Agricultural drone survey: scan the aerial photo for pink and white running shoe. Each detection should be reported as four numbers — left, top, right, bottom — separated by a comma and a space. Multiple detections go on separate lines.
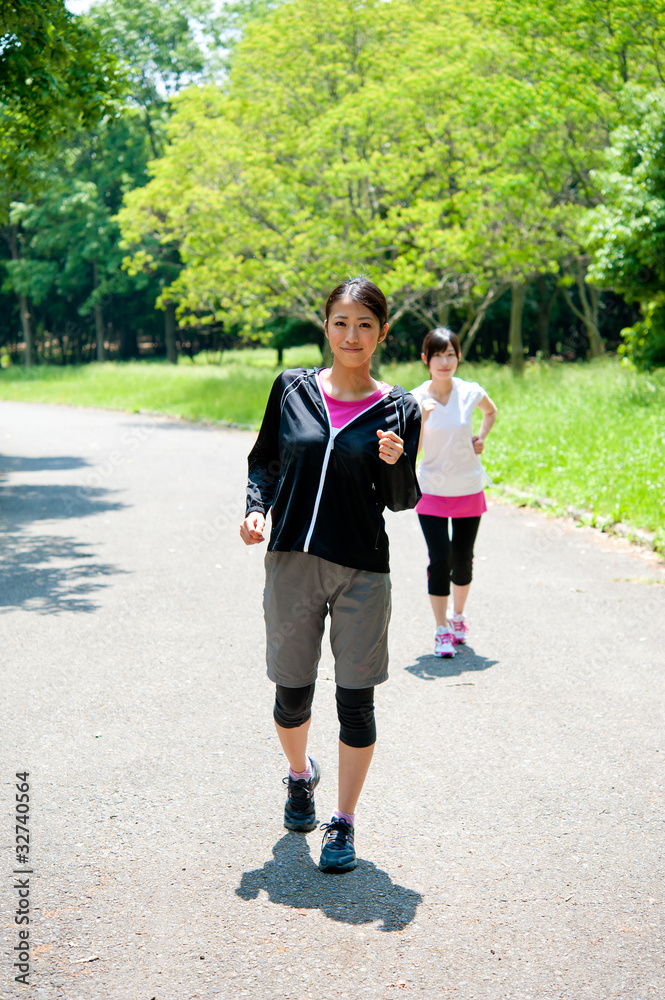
448, 612, 469, 645
434, 627, 456, 658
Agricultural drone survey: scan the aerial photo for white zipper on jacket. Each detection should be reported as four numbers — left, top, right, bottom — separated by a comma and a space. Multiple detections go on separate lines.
302, 376, 393, 553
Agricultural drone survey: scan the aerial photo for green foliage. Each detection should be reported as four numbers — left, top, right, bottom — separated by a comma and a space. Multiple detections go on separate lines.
0, 0, 236, 362
0, 0, 121, 189
87, 0, 224, 158
619, 299, 665, 371
118, 0, 665, 358
586, 88, 665, 368
586, 89, 665, 298
7, 0, 665, 369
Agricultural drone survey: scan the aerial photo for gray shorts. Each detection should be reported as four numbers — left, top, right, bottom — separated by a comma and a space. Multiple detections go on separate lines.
263, 551, 391, 689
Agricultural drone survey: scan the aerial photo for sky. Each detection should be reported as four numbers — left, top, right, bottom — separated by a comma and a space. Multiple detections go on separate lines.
65, 1, 95, 13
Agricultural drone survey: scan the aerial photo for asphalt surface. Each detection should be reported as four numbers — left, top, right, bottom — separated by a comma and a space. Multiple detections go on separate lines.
1, 399, 664, 1000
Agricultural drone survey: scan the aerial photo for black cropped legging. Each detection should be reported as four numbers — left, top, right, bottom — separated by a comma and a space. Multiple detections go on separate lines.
418, 514, 481, 597
273, 683, 376, 748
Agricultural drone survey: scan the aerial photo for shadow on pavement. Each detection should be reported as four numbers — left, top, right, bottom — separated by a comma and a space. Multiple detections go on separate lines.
0, 533, 124, 614
0, 456, 127, 614
0, 455, 89, 473
236, 832, 422, 931
405, 644, 499, 681
0, 483, 125, 526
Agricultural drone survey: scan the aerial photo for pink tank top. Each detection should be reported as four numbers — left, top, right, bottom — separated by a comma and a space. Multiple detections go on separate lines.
318, 372, 391, 428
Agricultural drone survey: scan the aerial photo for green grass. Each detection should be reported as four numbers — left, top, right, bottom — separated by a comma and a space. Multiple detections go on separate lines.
2, 350, 664, 550
0, 346, 322, 425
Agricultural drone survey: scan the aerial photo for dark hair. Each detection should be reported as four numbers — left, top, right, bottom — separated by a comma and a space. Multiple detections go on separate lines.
422, 327, 461, 364
325, 277, 388, 328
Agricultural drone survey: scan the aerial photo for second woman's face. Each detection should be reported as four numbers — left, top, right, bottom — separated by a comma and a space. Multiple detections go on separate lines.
425, 346, 459, 379
325, 297, 387, 368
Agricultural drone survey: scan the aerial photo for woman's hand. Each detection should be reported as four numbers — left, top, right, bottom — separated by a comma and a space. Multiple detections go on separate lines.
472, 435, 485, 455
240, 512, 266, 545
377, 429, 404, 465
421, 397, 437, 422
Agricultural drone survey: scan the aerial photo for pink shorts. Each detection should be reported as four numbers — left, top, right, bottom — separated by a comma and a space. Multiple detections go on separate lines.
415, 491, 487, 518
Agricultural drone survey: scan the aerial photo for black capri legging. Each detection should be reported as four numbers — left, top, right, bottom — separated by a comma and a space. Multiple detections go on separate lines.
273, 683, 376, 748
418, 514, 481, 597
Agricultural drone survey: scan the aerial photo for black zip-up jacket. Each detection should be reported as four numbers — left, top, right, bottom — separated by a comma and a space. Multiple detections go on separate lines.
246, 368, 421, 574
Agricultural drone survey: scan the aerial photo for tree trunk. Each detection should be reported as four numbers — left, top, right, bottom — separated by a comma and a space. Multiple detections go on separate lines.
562, 258, 604, 357
164, 299, 178, 364
535, 274, 556, 359
119, 326, 138, 360
276, 346, 284, 366
19, 293, 34, 367
583, 284, 603, 357
6, 224, 34, 367
509, 281, 527, 372
460, 283, 510, 359
93, 261, 106, 362
435, 291, 450, 329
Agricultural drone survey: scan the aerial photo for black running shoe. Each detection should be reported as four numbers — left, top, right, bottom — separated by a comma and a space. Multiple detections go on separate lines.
318, 818, 357, 873
283, 756, 321, 832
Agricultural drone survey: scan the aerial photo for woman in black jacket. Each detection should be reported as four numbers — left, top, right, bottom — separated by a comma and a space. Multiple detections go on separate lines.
240, 277, 420, 873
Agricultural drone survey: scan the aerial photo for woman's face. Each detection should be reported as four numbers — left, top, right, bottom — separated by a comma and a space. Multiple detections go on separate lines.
325, 296, 387, 368
424, 344, 459, 379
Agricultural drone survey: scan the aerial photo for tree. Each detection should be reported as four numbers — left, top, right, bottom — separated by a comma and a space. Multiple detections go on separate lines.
118, 0, 643, 364
1, 0, 229, 365
585, 87, 665, 368
118, 0, 513, 339
489, 0, 665, 358
1, 0, 121, 364
94, 0, 260, 362
0, 0, 120, 163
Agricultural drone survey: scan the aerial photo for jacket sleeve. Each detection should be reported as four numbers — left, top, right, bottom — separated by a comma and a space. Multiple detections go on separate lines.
246, 375, 283, 517
380, 389, 422, 512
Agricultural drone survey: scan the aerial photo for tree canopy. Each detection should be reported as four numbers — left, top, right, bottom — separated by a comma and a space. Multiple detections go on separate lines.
116, 0, 665, 365
3, 0, 665, 367
585, 88, 665, 368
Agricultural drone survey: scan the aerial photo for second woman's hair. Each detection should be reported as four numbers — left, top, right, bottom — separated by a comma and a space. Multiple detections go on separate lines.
422, 327, 461, 364
325, 277, 388, 328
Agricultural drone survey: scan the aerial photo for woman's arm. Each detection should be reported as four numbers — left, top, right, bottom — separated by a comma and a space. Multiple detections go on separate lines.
378, 392, 422, 512
472, 393, 498, 455
241, 375, 283, 543
417, 397, 437, 454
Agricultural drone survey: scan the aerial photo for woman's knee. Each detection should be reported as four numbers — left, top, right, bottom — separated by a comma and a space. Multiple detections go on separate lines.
273, 683, 316, 729
427, 558, 451, 595
336, 686, 376, 748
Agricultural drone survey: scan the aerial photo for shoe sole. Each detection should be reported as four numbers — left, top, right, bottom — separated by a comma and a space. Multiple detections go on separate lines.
319, 856, 357, 873
284, 816, 318, 832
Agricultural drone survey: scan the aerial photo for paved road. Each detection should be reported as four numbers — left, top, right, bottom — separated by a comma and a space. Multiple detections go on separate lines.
1, 400, 664, 1000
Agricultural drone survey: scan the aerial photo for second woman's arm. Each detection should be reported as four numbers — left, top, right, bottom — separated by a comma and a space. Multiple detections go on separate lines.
472, 393, 498, 455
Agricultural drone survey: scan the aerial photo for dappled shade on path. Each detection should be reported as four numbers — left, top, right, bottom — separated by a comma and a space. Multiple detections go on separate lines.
0, 451, 127, 614
0, 532, 124, 614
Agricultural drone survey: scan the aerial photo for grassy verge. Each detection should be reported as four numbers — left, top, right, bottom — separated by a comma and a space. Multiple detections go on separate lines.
0, 347, 322, 425
2, 351, 663, 552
